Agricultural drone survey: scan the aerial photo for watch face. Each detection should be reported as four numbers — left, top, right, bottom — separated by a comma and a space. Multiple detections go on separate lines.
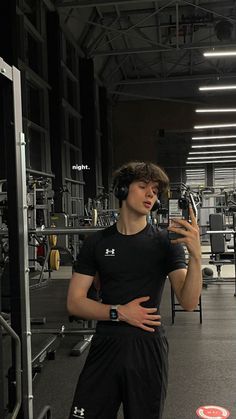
110, 308, 118, 320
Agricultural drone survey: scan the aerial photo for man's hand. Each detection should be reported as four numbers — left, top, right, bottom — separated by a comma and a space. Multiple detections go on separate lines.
117, 296, 161, 332
167, 206, 201, 260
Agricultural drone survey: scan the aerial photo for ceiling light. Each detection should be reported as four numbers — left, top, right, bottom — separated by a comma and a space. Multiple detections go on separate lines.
189, 150, 235, 155
188, 156, 236, 160
199, 85, 236, 91
192, 135, 236, 140
216, 168, 235, 172
195, 109, 236, 113
192, 143, 236, 148
187, 160, 236, 164
216, 175, 235, 178
204, 51, 236, 57
194, 123, 236, 129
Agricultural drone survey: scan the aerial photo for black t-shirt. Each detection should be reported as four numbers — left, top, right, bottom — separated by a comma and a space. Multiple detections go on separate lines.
73, 223, 186, 310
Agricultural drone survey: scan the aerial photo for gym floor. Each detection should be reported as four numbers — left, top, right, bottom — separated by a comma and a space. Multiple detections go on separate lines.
3, 257, 236, 419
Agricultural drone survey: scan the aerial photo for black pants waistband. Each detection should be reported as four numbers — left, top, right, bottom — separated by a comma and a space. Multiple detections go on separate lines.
96, 321, 165, 337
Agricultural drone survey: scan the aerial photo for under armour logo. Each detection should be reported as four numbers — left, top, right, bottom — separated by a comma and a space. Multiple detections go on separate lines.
73, 407, 85, 418
105, 248, 115, 256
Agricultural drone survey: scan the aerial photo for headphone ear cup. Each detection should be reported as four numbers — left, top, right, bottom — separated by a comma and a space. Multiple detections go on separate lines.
114, 185, 129, 201
151, 199, 161, 212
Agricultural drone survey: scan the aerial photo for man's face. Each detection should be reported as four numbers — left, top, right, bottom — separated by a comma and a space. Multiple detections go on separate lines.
124, 180, 159, 215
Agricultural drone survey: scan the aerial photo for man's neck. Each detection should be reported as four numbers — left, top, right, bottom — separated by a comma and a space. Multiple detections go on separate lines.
116, 211, 147, 235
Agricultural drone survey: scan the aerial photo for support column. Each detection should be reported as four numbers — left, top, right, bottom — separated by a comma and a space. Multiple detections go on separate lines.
206, 163, 214, 187
47, 11, 64, 212
166, 167, 186, 185
99, 86, 109, 192
79, 58, 97, 201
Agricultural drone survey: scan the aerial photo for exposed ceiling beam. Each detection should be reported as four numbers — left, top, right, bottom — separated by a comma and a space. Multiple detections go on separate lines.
154, 1, 167, 78
117, 17, 140, 79
42, 0, 55, 10
182, 0, 236, 23
87, 16, 120, 56
56, 0, 163, 7
78, 9, 97, 48
166, 50, 189, 77
76, 14, 175, 56
126, 15, 168, 50
91, 41, 236, 57
98, 0, 176, 48
108, 89, 202, 105
56, 0, 173, 7
97, 1, 235, 17
115, 72, 236, 85
56, 0, 235, 9
135, 55, 162, 78
103, 55, 130, 81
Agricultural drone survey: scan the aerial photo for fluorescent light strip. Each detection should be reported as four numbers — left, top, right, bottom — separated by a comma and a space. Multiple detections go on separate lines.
189, 150, 236, 154
204, 51, 236, 57
196, 109, 236, 113
188, 156, 236, 160
199, 85, 236, 91
216, 169, 235, 172
192, 135, 236, 140
187, 160, 236, 164
192, 143, 236, 148
194, 123, 236, 129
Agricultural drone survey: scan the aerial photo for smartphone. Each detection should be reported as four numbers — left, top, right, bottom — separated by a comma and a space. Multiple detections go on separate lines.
189, 192, 197, 219
168, 198, 189, 240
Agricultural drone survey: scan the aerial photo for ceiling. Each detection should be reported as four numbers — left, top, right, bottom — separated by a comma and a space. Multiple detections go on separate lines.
55, 0, 236, 98
53, 0, 236, 174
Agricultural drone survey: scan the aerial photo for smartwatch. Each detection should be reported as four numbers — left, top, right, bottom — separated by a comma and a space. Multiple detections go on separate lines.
109, 305, 120, 321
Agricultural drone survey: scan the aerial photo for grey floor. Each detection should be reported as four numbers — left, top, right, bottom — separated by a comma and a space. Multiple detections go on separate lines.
3, 260, 236, 419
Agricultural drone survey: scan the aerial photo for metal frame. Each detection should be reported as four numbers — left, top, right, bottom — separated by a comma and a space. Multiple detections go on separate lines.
0, 56, 33, 418
170, 286, 203, 324
0, 315, 22, 419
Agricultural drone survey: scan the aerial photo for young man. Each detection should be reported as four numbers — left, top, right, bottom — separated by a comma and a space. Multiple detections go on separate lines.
67, 161, 202, 419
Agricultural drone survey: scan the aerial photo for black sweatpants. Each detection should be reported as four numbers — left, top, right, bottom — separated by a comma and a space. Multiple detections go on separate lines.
69, 325, 169, 419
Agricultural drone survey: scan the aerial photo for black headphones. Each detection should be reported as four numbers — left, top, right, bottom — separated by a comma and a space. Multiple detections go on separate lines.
113, 169, 133, 202
114, 183, 129, 201
152, 199, 161, 212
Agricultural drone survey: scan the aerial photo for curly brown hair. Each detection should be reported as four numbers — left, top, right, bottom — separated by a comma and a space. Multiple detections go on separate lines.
112, 161, 169, 195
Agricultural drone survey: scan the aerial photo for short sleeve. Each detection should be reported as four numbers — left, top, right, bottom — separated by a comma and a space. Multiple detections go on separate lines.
73, 234, 97, 276
165, 242, 187, 275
